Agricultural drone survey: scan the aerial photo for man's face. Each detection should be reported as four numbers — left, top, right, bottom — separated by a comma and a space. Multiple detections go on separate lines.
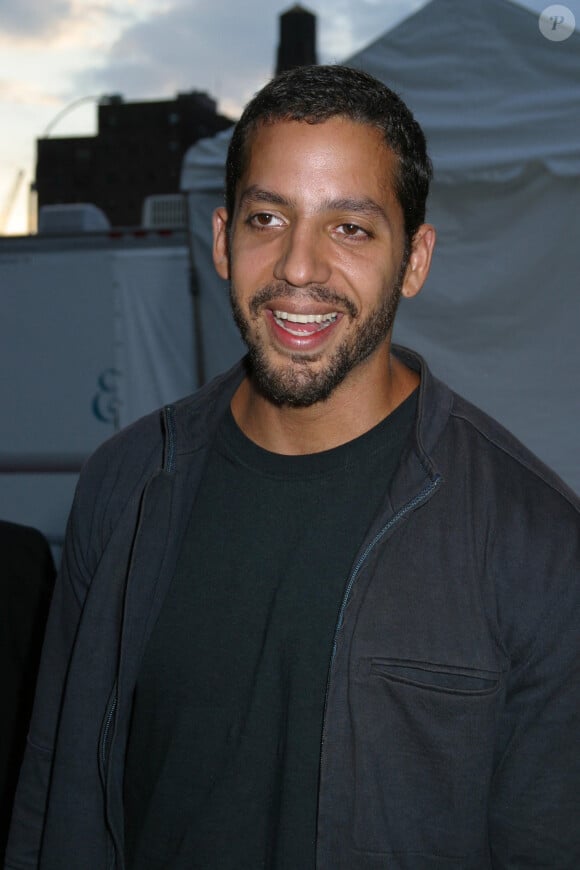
214, 117, 426, 407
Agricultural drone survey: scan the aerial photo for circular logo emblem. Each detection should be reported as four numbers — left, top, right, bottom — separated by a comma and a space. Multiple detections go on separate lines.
539, 5, 576, 41
92, 368, 121, 425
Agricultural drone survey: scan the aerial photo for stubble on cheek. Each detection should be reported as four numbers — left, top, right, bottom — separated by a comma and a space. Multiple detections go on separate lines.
229, 275, 404, 408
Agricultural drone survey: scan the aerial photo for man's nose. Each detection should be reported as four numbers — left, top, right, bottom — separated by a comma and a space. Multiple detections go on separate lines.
273, 223, 331, 287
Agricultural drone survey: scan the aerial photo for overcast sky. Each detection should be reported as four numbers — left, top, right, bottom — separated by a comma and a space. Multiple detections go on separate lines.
0, 0, 575, 233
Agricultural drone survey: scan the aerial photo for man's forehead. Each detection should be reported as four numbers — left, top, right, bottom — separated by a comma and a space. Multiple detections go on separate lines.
236, 117, 400, 210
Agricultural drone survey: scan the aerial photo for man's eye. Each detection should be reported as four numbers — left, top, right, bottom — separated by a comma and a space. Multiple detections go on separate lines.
250, 213, 283, 227
337, 223, 369, 238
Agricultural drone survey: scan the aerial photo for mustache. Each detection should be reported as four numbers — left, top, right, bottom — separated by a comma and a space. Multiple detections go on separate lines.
248, 282, 358, 319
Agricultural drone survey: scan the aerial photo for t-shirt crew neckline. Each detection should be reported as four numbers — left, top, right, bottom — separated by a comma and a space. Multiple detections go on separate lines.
217, 387, 419, 479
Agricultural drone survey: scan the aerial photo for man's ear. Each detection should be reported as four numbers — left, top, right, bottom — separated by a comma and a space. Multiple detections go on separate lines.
212, 207, 230, 280
401, 224, 436, 299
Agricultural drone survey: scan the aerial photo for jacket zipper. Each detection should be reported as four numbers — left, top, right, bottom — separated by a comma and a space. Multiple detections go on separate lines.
320, 474, 442, 756
100, 690, 118, 774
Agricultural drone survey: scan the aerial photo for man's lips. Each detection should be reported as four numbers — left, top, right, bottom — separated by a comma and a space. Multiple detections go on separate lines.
271, 309, 339, 336
264, 307, 344, 349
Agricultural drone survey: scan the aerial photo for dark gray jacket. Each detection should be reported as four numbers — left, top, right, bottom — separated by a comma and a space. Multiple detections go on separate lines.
6, 348, 580, 869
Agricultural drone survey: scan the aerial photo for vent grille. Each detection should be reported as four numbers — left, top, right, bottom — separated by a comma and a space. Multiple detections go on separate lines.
142, 194, 187, 229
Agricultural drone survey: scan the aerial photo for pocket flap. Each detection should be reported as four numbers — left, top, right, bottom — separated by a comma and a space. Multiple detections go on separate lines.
369, 658, 500, 695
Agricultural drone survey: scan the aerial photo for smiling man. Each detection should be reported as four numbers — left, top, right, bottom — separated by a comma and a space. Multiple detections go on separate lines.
214, 113, 433, 452
7, 66, 580, 870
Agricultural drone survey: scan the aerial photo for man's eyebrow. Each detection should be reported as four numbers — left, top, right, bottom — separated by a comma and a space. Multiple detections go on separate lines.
238, 186, 294, 209
323, 197, 389, 223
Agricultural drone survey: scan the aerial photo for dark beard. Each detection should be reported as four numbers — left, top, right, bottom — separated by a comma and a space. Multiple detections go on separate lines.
230, 269, 405, 408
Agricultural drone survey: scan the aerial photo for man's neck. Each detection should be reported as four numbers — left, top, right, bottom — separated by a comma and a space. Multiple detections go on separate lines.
230, 353, 419, 456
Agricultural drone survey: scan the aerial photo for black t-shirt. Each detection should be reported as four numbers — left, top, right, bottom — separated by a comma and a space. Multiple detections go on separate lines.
124, 390, 418, 869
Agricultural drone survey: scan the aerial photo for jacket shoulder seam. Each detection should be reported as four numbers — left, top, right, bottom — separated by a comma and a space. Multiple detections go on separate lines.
449, 403, 580, 512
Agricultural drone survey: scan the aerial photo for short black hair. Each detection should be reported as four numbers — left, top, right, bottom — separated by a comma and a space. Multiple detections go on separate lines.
225, 64, 432, 249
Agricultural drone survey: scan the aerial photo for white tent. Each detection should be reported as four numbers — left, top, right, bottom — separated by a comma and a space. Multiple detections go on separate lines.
182, 128, 246, 384
181, 0, 580, 493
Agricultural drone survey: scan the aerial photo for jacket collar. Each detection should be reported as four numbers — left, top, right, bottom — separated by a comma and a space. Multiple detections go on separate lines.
167, 346, 453, 477
392, 345, 453, 472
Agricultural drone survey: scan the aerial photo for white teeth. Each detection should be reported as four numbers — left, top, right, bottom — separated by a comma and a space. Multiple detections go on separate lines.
273, 310, 338, 323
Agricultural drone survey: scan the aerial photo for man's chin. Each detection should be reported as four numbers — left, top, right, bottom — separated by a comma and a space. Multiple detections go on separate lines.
247, 353, 345, 408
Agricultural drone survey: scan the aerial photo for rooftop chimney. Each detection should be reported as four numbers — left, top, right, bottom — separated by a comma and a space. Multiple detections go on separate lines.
275, 5, 317, 75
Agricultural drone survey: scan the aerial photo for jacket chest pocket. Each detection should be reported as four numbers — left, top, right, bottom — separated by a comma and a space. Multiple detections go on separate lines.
369, 657, 500, 695
350, 657, 503, 859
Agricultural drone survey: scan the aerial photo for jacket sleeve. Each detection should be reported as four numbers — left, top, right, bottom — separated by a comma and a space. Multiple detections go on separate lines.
488, 497, 580, 867
4, 490, 93, 869
4, 407, 166, 868
4, 412, 163, 869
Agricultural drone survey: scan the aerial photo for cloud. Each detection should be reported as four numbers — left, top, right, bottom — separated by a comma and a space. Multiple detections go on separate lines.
0, 0, 133, 45
75, 0, 281, 109
0, 0, 75, 40
0, 79, 61, 106
74, 0, 426, 113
